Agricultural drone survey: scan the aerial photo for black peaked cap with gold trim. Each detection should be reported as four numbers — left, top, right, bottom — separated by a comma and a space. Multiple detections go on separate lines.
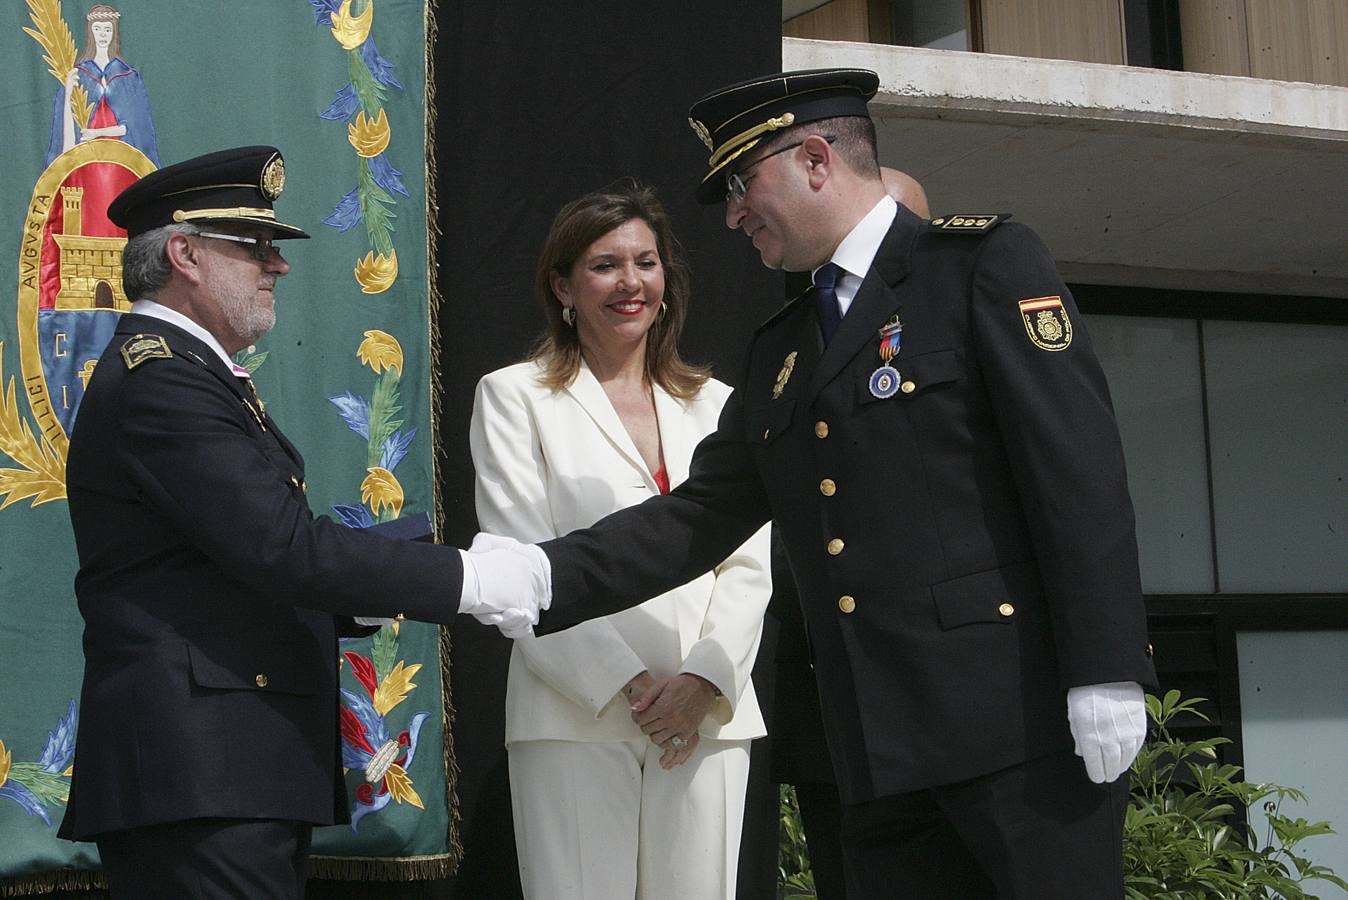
108, 145, 309, 240
687, 68, 879, 204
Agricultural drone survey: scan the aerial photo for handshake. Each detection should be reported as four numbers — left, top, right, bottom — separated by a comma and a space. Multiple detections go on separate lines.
457, 533, 552, 637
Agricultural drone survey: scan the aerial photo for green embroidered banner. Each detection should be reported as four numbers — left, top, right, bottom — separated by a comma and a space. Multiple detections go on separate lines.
0, 1, 454, 892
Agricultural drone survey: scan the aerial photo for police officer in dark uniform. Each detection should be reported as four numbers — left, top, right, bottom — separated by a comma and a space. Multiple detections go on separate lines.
60, 146, 546, 898
528, 70, 1157, 897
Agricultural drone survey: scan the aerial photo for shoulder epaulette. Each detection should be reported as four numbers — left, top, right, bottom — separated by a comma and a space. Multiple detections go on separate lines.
928, 213, 1011, 235
120, 334, 173, 370
754, 286, 812, 334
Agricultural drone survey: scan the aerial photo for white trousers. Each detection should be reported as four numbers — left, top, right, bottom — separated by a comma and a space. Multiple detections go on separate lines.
508, 736, 751, 900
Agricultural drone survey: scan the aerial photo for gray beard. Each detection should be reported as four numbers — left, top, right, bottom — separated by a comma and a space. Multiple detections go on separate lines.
218, 285, 276, 347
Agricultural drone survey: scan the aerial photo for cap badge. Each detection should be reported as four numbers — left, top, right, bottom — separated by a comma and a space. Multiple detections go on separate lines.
1018, 296, 1073, 351
772, 351, 798, 400
688, 118, 714, 151
260, 154, 286, 200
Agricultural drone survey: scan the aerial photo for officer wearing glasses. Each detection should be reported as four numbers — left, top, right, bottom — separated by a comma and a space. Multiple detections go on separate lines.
59, 146, 546, 898
521, 69, 1156, 898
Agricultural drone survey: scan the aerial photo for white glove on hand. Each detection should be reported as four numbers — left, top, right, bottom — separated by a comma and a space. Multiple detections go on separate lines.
1066, 681, 1147, 784
457, 533, 551, 638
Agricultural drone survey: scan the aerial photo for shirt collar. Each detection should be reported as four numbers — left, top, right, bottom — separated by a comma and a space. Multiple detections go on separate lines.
130, 299, 247, 375
827, 195, 897, 281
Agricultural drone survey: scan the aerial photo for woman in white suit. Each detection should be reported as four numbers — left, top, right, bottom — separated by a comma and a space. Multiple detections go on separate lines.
470, 183, 771, 900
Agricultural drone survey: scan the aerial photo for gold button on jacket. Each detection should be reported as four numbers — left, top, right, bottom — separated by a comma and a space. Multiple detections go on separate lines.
255, 673, 269, 688
998, 602, 1015, 617
827, 538, 845, 556
820, 478, 837, 496
900, 380, 916, 394
814, 421, 829, 438
838, 595, 856, 613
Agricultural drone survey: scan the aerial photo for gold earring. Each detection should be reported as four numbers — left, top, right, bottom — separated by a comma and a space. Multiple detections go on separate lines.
562, 306, 575, 327
658, 302, 668, 320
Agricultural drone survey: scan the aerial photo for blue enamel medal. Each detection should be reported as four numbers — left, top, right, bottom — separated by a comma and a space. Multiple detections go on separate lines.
869, 316, 903, 399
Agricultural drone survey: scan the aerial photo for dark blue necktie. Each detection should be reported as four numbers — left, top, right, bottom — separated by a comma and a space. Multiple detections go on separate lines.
815, 262, 844, 344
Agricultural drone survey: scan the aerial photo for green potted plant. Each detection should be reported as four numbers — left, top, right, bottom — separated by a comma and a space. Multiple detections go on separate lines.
1124, 690, 1346, 898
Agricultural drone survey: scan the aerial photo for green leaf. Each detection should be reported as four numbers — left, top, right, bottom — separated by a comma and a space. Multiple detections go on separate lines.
7, 762, 68, 808
348, 47, 386, 115
366, 369, 404, 469
371, 622, 398, 685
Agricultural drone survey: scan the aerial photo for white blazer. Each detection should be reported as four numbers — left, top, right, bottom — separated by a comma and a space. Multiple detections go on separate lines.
470, 359, 771, 744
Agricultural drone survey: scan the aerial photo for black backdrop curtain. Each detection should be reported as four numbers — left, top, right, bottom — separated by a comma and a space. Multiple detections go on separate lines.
425, 3, 783, 898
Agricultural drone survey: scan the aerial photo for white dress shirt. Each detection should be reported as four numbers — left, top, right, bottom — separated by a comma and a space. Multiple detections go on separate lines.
811, 195, 897, 317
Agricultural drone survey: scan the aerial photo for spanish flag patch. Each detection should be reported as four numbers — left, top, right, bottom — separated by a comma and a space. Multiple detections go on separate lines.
1018, 296, 1072, 351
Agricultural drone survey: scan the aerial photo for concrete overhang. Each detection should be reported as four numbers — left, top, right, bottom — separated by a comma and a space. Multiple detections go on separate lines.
784, 37, 1348, 299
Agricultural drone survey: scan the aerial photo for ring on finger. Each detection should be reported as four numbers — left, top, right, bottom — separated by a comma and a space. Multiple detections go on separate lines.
670, 735, 688, 751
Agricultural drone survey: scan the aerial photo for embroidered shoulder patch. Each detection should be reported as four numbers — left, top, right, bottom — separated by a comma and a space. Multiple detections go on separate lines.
120, 334, 174, 369
1018, 296, 1073, 351
929, 214, 1008, 234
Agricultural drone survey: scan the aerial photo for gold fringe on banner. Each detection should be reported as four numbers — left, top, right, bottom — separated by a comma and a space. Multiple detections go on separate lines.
0, 869, 106, 897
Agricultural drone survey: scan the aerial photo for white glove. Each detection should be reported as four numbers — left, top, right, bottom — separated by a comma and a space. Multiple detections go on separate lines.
457, 533, 551, 638
1066, 681, 1147, 784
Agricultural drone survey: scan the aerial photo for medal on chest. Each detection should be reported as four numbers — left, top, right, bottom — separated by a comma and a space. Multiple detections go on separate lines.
868, 315, 903, 399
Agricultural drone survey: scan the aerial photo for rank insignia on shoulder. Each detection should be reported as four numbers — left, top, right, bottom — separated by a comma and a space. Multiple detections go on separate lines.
120, 334, 173, 369
929, 214, 1008, 234
1018, 295, 1073, 351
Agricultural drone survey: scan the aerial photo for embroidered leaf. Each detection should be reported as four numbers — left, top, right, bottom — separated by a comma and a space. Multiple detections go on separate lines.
321, 83, 360, 121
0, 740, 9, 788
360, 37, 403, 90
23, 0, 74, 81
373, 660, 421, 718
7, 762, 67, 809
330, 0, 374, 50
339, 704, 376, 758
382, 763, 424, 809
370, 153, 409, 197
332, 503, 375, 528
323, 186, 363, 232
356, 330, 403, 377
349, 42, 387, 112
308, 0, 343, 25
380, 427, 416, 472
38, 699, 77, 774
360, 467, 404, 520
343, 650, 378, 697
372, 621, 398, 684
232, 350, 269, 375
328, 391, 371, 438
340, 687, 387, 746
0, 781, 51, 825
0, 344, 67, 507
366, 371, 404, 468
348, 108, 391, 158
354, 248, 398, 294
357, 158, 397, 255
349, 785, 391, 831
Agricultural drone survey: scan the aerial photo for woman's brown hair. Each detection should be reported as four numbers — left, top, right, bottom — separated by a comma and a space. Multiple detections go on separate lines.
529, 180, 709, 399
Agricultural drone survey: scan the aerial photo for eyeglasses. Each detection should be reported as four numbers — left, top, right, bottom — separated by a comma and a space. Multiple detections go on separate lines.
195, 231, 279, 262
725, 136, 834, 203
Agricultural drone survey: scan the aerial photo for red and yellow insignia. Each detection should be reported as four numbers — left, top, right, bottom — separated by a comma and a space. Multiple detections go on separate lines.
1018, 296, 1073, 351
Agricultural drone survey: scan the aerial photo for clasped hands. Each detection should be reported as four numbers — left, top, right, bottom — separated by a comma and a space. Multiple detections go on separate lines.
625, 671, 718, 770
457, 533, 551, 637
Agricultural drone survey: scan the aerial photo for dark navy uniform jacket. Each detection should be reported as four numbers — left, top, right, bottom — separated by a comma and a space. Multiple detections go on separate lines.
60, 314, 463, 840
540, 206, 1157, 804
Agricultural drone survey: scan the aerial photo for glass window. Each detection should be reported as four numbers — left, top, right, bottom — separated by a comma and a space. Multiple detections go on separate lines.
891, 0, 971, 50
1087, 314, 1214, 593
1204, 321, 1348, 593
